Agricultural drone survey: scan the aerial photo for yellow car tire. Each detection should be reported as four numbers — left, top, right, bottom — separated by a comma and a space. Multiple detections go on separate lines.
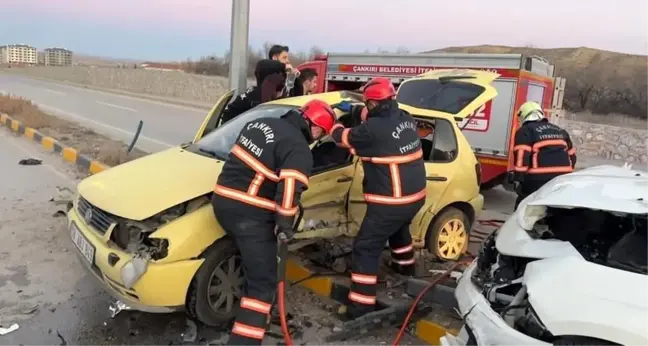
425, 207, 470, 262
186, 237, 244, 326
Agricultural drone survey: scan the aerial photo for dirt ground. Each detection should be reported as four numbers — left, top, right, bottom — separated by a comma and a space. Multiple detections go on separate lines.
0, 94, 148, 166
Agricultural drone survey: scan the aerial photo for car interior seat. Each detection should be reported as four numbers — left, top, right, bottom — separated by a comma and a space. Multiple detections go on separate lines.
606, 216, 647, 274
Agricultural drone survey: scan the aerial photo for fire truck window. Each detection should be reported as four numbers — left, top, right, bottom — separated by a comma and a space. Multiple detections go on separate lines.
423, 119, 457, 163
397, 80, 485, 115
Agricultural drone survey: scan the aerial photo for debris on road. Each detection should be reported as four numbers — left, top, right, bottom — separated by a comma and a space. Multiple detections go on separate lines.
56, 330, 67, 345
22, 304, 39, 315
18, 158, 42, 165
181, 319, 198, 343
52, 210, 66, 217
108, 300, 131, 318
0, 323, 19, 335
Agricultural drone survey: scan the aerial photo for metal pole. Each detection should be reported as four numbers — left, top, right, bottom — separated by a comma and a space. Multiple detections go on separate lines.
228, 0, 250, 94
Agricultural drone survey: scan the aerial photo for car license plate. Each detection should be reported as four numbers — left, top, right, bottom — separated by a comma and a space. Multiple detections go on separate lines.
70, 223, 95, 264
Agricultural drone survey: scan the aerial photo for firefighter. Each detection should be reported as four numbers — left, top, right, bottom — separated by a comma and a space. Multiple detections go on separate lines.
330, 77, 426, 319
512, 101, 577, 209
211, 99, 337, 345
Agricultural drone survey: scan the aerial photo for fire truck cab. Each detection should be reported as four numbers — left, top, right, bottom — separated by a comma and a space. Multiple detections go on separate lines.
297, 53, 566, 189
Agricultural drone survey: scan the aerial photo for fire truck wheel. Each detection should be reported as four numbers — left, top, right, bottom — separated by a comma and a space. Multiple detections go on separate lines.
186, 237, 244, 326
425, 207, 470, 261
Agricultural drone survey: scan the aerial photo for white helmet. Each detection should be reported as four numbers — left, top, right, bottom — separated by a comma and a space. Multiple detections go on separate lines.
517, 101, 545, 124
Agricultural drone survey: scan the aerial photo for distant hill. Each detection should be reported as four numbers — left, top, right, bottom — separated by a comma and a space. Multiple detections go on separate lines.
428, 45, 647, 118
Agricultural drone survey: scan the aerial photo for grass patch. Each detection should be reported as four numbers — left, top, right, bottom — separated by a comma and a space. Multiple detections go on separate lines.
0, 94, 148, 166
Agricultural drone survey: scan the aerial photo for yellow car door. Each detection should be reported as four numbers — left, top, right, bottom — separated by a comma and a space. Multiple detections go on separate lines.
296, 155, 358, 239
192, 90, 236, 143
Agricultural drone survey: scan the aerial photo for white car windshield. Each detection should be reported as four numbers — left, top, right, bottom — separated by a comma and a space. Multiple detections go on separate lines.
196, 104, 298, 160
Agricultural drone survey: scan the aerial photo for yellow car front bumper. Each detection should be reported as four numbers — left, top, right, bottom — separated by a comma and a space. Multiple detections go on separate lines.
67, 206, 204, 312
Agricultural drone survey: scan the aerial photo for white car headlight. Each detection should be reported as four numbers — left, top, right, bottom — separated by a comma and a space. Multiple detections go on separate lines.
120, 257, 148, 289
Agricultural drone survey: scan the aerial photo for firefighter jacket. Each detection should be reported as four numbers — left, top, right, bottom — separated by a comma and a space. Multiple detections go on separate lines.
512, 119, 577, 183
331, 100, 427, 210
213, 110, 314, 231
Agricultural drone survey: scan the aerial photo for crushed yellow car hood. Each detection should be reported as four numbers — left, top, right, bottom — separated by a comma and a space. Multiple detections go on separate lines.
78, 146, 222, 220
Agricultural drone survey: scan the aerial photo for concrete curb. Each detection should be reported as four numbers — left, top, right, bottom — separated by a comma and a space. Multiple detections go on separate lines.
0, 113, 108, 174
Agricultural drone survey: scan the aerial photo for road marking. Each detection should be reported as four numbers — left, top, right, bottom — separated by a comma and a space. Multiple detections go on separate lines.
96, 101, 138, 113
0, 129, 76, 184
11, 75, 209, 114
35, 103, 173, 149
44, 88, 66, 96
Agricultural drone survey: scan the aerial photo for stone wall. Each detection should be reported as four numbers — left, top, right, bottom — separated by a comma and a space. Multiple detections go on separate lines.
556, 118, 648, 164
3, 66, 232, 103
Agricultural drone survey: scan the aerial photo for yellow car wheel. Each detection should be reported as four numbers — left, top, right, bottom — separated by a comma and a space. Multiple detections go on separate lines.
426, 207, 470, 261
186, 238, 244, 326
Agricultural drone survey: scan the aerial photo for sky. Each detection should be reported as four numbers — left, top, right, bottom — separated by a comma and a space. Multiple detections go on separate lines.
2, 0, 647, 61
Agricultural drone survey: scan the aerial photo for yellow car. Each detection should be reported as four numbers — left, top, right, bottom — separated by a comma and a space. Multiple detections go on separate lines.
66, 69, 497, 326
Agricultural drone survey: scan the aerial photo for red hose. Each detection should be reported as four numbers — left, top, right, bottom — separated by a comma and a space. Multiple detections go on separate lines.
391, 219, 503, 344
391, 258, 473, 346
277, 280, 293, 346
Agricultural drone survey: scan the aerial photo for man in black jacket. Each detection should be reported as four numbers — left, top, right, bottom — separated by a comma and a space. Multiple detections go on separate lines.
512, 101, 577, 209
288, 68, 318, 97
212, 99, 337, 345
220, 70, 286, 124
330, 77, 426, 319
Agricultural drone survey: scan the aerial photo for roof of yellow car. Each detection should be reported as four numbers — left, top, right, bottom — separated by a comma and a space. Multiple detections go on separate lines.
267, 92, 459, 122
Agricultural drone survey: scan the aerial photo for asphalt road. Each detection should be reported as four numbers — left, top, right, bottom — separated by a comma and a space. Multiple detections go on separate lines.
0, 129, 425, 345
0, 74, 209, 153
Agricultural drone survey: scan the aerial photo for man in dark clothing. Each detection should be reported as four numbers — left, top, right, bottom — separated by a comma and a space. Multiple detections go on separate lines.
288, 68, 318, 97
254, 44, 294, 84
220, 71, 286, 124
512, 101, 577, 209
212, 99, 337, 345
268, 44, 290, 62
330, 77, 427, 319
221, 47, 297, 124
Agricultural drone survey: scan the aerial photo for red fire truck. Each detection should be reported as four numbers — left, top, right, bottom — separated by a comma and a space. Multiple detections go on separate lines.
297, 53, 565, 189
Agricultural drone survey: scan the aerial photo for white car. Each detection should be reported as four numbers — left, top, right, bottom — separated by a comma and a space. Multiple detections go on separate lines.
441, 165, 648, 346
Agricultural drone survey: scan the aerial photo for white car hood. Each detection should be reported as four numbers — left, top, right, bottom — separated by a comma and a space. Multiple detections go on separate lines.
496, 165, 648, 258
524, 257, 648, 345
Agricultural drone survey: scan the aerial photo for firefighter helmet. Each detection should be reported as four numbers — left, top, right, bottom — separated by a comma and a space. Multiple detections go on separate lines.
517, 101, 545, 124
362, 77, 396, 102
301, 99, 337, 134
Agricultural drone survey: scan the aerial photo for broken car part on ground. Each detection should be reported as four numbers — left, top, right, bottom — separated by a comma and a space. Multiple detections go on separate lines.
442, 165, 648, 346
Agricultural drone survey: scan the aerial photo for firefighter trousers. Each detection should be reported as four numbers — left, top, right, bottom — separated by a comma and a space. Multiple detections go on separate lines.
347, 204, 421, 318
213, 205, 277, 345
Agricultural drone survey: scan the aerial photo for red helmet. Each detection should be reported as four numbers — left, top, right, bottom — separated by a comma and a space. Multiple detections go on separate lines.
301, 99, 336, 134
362, 77, 396, 102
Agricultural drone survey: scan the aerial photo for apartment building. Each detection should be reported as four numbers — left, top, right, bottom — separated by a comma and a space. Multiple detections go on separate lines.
0, 44, 38, 65
44, 47, 73, 66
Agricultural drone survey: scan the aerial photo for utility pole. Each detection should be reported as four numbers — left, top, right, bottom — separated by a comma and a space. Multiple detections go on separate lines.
228, 0, 250, 94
